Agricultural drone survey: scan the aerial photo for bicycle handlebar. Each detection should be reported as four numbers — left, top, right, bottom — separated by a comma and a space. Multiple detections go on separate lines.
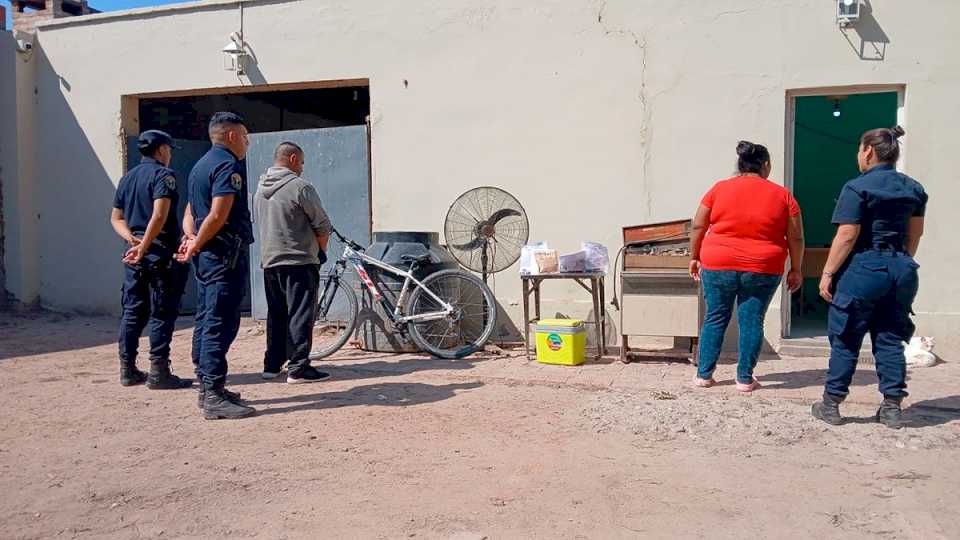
331, 227, 365, 252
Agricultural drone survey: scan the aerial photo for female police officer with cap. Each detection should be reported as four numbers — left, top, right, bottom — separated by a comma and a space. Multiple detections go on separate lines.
110, 129, 193, 390
811, 126, 928, 429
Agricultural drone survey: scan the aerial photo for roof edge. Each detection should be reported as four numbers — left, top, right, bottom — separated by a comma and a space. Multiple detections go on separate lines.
37, 0, 258, 30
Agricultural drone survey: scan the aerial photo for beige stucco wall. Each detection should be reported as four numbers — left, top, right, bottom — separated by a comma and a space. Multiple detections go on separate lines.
1, 30, 41, 306
0, 31, 13, 301
8, 0, 959, 355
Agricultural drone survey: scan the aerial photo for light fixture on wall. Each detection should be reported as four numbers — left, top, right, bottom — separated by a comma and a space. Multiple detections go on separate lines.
837, 0, 860, 27
832, 101, 841, 118
222, 32, 250, 74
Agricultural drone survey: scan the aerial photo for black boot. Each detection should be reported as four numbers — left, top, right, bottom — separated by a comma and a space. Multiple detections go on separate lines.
196, 378, 243, 409
147, 358, 193, 390
202, 383, 256, 420
119, 358, 147, 387
875, 396, 904, 430
811, 392, 844, 426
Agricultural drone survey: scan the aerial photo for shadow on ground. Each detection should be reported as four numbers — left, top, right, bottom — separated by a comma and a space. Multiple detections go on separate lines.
805, 395, 960, 429
227, 351, 500, 386
755, 368, 884, 391
0, 313, 120, 361
246, 381, 484, 416
903, 395, 960, 428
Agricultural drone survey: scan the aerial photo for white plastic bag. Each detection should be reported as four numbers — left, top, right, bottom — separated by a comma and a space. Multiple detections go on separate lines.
559, 251, 587, 273
520, 242, 549, 275
581, 241, 609, 274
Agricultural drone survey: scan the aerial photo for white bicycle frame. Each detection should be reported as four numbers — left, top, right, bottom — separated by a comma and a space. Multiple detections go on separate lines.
341, 243, 454, 324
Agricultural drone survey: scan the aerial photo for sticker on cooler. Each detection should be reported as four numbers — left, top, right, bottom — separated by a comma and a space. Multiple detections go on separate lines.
547, 333, 563, 351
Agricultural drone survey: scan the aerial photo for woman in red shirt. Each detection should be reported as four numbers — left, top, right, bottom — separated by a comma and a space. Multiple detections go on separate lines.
689, 141, 805, 392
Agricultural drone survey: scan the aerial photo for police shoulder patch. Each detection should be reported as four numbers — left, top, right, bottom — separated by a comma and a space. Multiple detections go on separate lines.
230, 173, 243, 190
163, 175, 176, 190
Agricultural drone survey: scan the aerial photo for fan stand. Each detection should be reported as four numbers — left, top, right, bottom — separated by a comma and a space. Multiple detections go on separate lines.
479, 222, 496, 284
481, 242, 489, 284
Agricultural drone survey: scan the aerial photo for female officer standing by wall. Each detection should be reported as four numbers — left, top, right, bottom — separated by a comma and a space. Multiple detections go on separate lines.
811, 126, 928, 430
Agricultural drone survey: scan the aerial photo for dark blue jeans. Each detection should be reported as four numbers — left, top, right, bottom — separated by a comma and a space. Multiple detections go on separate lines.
119, 256, 189, 363
825, 250, 918, 399
697, 269, 781, 384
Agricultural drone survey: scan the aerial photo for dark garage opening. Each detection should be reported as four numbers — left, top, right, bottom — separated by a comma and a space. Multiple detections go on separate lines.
126, 83, 372, 314
138, 85, 371, 140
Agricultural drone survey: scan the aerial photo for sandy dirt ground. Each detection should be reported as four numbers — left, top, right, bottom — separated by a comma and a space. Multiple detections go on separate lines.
1, 311, 958, 539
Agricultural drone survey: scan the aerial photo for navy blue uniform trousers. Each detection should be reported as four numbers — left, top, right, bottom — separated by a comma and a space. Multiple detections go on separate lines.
191, 249, 249, 387
119, 256, 189, 362
826, 249, 919, 398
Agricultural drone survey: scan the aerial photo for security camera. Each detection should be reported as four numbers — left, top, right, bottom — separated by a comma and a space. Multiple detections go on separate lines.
15, 39, 33, 53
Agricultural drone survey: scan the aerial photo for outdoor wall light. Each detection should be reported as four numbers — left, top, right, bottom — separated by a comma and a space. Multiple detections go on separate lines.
222, 32, 250, 74
837, 0, 860, 27
833, 101, 841, 118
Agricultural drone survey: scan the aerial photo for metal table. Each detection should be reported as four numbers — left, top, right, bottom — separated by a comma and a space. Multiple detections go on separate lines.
521, 272, 607, 359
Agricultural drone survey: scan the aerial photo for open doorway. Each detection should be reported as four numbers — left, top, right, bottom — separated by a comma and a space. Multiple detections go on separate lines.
121, 80, 372, 314
784, 87, 902, 339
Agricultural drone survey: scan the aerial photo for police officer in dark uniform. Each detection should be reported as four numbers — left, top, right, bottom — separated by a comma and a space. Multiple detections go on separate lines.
177, 112, 256, 419
811, 126, 928, 429
110, 130, 193, 390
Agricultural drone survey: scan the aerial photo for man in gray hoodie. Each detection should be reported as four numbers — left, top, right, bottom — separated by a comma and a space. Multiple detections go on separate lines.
255, 142, 333, 384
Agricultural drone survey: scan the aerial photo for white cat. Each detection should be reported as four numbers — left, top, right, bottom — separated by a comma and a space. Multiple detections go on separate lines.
905, 336, 937, 368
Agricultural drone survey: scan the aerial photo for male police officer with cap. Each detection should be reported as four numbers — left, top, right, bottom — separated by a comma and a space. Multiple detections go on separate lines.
177, 112, 256, 420
109, 129, 193, 390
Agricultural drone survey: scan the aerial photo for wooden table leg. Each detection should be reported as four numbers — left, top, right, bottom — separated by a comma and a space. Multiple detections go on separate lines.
522, 278, 530, 359
620, 335, 629, 363
533, 280, 541, 322
598, 278, 607, 354
591, 280, 602, 360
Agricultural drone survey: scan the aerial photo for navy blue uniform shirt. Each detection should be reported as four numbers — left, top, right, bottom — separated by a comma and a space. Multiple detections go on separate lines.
831, 163, 928, 251
187, 144, 254, 247
112, 157, 180, 251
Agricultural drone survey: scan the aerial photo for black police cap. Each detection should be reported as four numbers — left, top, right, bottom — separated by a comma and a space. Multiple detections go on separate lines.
137, 130, 179, 154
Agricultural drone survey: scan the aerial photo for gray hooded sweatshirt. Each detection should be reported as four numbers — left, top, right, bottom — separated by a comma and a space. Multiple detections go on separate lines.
254, 166, 332, 269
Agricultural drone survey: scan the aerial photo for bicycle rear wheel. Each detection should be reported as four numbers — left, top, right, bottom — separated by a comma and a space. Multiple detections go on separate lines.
406, 269, 497, 359
309, 275, 359, 360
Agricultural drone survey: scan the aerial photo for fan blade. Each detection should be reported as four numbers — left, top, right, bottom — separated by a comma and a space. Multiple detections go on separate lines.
450, 235, 486, 251
486, 208, 522, 227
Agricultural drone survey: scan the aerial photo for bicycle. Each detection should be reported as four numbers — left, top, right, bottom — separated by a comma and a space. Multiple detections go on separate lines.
309, 229, 497, 360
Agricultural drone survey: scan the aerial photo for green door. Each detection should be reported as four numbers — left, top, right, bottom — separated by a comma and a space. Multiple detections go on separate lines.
791, 92, 898, 332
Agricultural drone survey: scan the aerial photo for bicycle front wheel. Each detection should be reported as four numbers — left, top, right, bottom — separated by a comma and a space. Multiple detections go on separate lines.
406, 269, 497, 359
309, 275, 359, 360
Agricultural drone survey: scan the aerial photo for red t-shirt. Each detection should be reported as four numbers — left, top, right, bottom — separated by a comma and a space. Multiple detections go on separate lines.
699, 176, 800, 275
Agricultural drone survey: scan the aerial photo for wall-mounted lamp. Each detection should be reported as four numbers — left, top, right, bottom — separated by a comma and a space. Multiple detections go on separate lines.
832, 101, 841, 118
222, 32, 250, 74
837, 0, 860, 27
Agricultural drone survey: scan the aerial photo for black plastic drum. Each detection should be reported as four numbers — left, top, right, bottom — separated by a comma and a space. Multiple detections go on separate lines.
358, 231, 459, 353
